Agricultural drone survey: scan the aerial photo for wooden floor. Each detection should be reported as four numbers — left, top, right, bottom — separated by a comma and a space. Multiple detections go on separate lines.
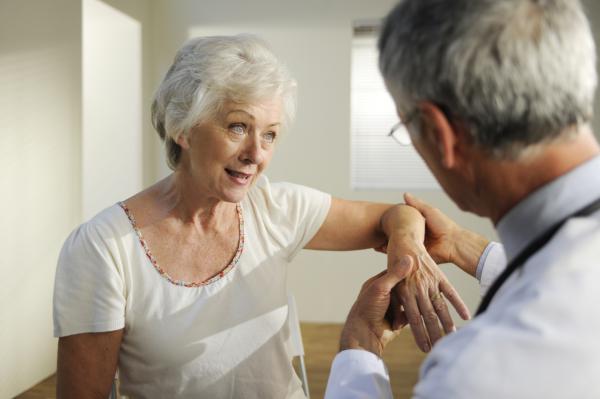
300, 323, 426, 398
16, 323, 425, 399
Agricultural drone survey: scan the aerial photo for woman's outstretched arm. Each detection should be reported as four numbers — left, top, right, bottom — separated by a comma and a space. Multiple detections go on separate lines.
304, 197, 473, 352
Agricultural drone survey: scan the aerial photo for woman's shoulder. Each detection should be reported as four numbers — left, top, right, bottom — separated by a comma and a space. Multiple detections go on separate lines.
84, 203, 130, 236
247, 175, 330, 206
244, 175, 331, 227
60, 204, 130, 258
54, 205, 129, 337
243, 175, 332, 259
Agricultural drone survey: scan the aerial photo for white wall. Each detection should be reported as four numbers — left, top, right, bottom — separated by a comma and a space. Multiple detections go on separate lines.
83, 0, 143, 219
0, 1, 82, 397
150, 0, 496, 323
95, 0, 156, 188
0, 0, 153, 395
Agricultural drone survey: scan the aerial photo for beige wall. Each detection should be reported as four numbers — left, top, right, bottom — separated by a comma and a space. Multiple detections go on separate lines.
150, 0, 496, 323
0, 1, 82, 397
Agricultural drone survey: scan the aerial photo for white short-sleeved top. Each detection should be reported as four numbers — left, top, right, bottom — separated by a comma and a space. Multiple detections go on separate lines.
53, 176, 331, 399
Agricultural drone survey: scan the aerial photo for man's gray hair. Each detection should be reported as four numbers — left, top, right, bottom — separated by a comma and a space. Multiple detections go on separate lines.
152, 34, 297, 169
379, 0, 597, 159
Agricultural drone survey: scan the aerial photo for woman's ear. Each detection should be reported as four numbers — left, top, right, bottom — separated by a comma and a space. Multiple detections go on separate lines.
418, 102, 459, 169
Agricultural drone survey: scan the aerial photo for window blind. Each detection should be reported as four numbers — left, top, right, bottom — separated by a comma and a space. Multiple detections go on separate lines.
351, 34, 439, 190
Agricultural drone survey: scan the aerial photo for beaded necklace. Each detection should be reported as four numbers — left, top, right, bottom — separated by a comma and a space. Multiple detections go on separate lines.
119, 201, 245, 287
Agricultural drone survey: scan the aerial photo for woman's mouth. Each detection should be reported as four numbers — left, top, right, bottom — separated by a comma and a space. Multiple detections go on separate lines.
225, 168, 253, 185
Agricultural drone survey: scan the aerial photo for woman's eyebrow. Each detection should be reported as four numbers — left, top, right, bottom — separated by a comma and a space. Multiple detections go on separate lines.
226, 109, 254, 118
226, 110, 281, 127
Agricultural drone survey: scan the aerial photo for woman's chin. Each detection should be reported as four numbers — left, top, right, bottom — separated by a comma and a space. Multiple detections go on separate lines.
220, 187, 251, 204
221, 175, 259, 201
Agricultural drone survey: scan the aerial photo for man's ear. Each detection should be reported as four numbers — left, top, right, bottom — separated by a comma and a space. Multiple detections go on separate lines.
175, 132, 190, 150
418, 102, 460, 169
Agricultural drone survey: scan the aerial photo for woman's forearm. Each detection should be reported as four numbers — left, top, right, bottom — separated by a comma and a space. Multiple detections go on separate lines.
305, 199, 425, 251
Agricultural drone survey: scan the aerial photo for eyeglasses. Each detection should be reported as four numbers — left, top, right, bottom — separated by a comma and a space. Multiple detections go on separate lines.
388, 109, 418, 146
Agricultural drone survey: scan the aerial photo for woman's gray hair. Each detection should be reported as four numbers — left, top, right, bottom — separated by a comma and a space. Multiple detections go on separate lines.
379, 0, 597, 159
152, 34, 297, 169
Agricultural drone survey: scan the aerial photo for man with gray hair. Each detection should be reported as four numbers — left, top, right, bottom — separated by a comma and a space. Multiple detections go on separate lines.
325, 0, 600, 397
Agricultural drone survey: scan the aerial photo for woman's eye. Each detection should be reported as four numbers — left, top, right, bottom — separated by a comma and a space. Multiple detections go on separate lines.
229, 123, 246, 135
263, 132, 276, 143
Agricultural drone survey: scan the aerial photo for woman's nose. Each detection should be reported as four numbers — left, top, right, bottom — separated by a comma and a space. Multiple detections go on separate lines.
239, 135, 264, 165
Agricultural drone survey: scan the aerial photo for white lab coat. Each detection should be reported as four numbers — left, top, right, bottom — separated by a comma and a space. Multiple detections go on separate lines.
326, 156, 600, 399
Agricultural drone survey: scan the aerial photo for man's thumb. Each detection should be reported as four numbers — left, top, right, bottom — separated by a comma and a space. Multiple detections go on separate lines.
389, 255, 413, 280
389, 255, 414, 281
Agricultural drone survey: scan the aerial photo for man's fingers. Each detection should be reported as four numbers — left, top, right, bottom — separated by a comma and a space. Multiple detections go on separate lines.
399, 284, 430, 352
369, 255, 413, 298
359, 270, 387, 295
374, 243, 388, 254
440, 279, 471, 320
362, 256, 413, 326
404, 193, 431, 215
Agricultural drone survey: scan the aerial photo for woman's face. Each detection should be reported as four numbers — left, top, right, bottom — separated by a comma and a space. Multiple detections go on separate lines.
177, 98, 282, 204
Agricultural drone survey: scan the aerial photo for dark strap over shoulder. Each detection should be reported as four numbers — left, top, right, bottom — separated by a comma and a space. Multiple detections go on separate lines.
475, 196, 600, 316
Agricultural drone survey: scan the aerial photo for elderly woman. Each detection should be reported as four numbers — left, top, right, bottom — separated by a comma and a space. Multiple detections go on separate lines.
53, 35, 468, 398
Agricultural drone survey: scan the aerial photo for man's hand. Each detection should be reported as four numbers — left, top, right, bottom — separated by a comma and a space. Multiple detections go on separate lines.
339, 255, 414, 358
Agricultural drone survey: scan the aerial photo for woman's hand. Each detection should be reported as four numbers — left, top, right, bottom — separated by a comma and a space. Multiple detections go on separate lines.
385, 231, 470, 352
404, 193, 490, 277
378, 203, 470, 352
304, 197, 482, 352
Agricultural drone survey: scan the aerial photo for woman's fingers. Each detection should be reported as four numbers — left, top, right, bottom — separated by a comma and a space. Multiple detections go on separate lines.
429, 287, 455, 334
398, 283, 430, 352
389, 287, 408, 330
440, 279, 471, 320
416, 286, 444, 346
392, 266, 467, 351
394, 308, 408, 330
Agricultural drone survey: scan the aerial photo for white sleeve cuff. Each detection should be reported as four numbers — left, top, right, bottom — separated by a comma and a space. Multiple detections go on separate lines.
325, 349, 393, 399
475, 242, 508, 297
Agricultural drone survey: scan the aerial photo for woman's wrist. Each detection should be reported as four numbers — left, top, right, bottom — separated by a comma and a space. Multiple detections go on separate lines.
380, 204, 425, 242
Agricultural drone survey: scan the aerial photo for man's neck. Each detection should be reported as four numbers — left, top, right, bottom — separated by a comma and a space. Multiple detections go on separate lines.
475, 127, 600, 225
